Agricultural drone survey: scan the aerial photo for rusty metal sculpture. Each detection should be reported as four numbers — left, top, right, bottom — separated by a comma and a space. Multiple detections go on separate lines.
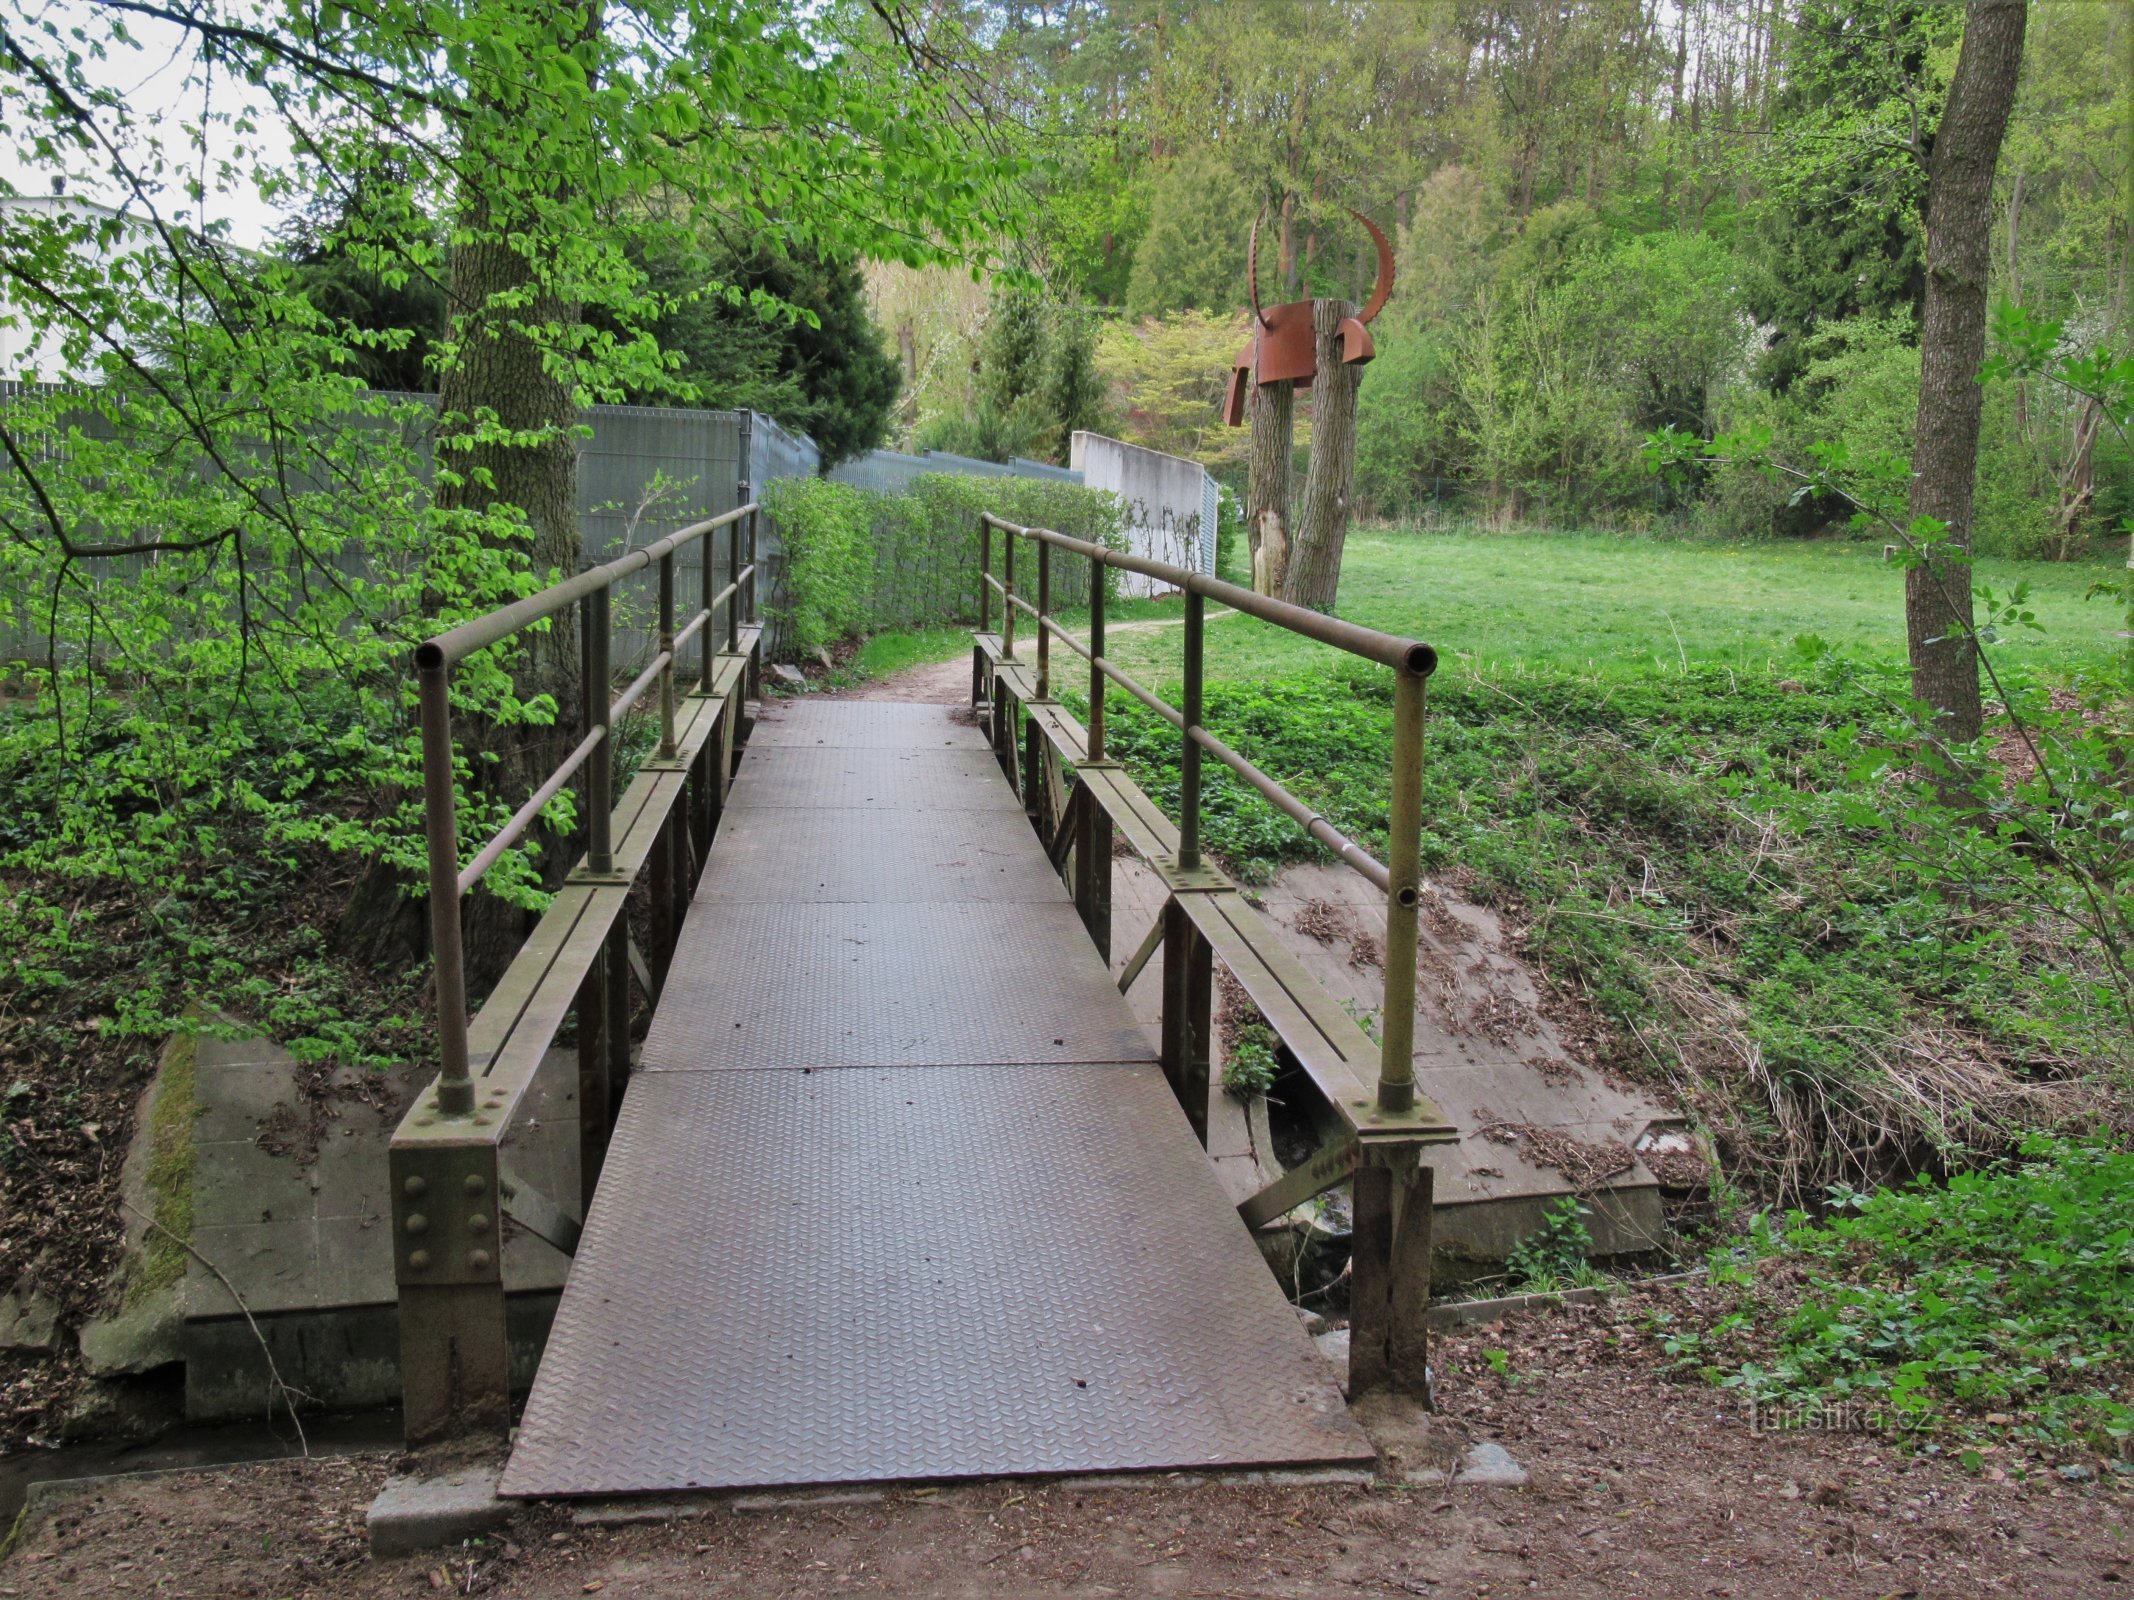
1222, 206, 1395, 428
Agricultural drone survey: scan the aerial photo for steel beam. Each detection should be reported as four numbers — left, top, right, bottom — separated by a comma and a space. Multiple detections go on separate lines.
1159, 899, 1213, 1146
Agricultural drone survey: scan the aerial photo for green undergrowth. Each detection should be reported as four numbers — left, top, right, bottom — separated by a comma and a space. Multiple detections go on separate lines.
1670, 1139, 2134, 1465
1074, 658, 2126, 1198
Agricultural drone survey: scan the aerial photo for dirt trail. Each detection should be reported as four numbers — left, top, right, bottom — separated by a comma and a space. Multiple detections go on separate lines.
822, 654, 968, 703
6, 1288, 2124, 1598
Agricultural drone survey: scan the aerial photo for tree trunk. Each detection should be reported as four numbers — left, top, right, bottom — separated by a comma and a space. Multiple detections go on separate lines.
1284, 299, 1360, 612
1246, 378, 1294, 596
413, 110, 597, 990
1905, 0, 2026, 750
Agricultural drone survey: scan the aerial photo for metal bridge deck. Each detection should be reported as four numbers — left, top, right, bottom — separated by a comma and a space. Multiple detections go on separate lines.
499, 699, 1372, 1498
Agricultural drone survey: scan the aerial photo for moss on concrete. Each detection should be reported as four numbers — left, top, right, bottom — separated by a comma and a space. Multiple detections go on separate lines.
126, 1030, 197, 1307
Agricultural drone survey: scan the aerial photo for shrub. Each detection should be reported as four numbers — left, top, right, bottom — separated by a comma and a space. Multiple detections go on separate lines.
764, 472, 1132, 655
762, 477, 872, 657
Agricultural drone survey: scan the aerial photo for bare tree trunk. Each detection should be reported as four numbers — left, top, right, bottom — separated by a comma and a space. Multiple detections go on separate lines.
1246, 379, 1294, 596
1905, 0, 2026, 749
1284, 299, 1360, 611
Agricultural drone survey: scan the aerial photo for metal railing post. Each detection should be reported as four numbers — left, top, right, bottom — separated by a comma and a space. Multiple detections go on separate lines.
1178, 589, 1204, 871
746, 506, 759, 625
416, 650, 474, 1118
1087, 553, 1105, 763
744, 506, 760, 707
1376, 666, 1426, 1113
1035, 538, 1052, 699
979, 516, 991, 635
726, 515, 742, 655
1002, 524, 1017, 661
585, 584, 614, 875
699, 523, 717, 694
657, 549, 677, 759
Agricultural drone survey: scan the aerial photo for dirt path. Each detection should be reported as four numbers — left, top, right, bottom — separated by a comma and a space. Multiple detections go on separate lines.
816, 611, 1232, 707
823, 653, 968, 703
8, 1288, 2123, 1598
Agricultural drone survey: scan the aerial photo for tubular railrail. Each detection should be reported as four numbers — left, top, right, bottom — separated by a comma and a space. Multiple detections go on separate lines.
974, 511, 1454, 1399
390, 502, 762, 1444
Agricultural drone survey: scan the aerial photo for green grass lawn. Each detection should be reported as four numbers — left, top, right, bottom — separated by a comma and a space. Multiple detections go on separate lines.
1152, 533, 2116, 682
852, 527, 2122, 691
1086, 529, 2124, 687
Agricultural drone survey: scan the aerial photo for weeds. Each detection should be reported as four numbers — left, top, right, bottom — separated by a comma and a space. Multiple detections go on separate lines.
1090, 662, 2122, 1199
1700, 1139, 2134, 1459
1222, 1026, 1279, 1100
1507, 1197, 1594, 1290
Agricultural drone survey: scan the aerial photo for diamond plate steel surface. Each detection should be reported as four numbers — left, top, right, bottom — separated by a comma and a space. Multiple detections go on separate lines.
727, 746, 1024, 811
701, 806, 1070, 905
749, 700, 987, 750
499, 1066, 1373, 1497
641, 902, 1154, 1070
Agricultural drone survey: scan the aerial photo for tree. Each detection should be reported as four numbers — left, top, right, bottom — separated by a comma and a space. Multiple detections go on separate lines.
1092, 309, 1246, 467
0, 0, 1024, 1002
1282, 297, 1360, 609
1742, 1, 1959, 392
1247, 376, 1295, 596
282, 147, 447, 393
1124, 152, 1253, 318
624, 234, 902, 469
1906, 0, 2027, 748
915, 280, 1107, 464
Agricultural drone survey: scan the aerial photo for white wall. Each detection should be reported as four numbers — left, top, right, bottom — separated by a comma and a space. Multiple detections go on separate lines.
1069, 432, 1214, 598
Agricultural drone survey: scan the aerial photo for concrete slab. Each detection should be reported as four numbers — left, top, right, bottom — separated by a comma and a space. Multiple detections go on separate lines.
189, 1061, 296, 1144
187, 1219, 321, 1316
190, 1138, 321, 1229
310, 1125, 394, 1222
1154, 858, 1692, 1268
179, 1043, 579, 1419
367, 1466, 510, 1557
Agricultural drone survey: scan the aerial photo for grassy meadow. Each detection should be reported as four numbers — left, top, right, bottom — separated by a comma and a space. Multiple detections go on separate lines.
1115, 529, 2124, 687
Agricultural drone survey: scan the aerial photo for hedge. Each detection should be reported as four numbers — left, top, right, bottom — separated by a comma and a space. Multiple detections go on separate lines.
764, 473, 1130, 655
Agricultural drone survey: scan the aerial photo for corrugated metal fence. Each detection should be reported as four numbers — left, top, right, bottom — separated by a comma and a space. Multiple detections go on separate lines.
0, 385, 1082, 665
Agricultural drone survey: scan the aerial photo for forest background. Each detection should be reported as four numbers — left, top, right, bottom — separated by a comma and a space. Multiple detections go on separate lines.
880, 0, 2131, 564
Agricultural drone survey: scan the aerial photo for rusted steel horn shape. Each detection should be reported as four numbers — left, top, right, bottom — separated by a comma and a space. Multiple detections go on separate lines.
1247, 203, 1268, 327
1353, 209, 1394, 324
1223, 204, 1397, 426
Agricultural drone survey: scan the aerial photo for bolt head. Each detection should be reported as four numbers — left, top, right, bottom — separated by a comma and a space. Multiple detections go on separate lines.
467, 1212, 491, 1234
403, 1176, 428, 1198
464, 1173, 486, 1196
405, 1212, 429, 1237
467, 1249, 492, 1271
408, 1249, 430, 1270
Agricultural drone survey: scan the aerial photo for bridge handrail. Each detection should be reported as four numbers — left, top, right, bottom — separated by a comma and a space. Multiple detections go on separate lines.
978, 511, 1432, 1120
416, 503, 758, 1117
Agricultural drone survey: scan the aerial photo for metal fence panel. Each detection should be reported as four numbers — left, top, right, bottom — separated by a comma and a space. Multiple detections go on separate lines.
3, 384, 1095, 664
